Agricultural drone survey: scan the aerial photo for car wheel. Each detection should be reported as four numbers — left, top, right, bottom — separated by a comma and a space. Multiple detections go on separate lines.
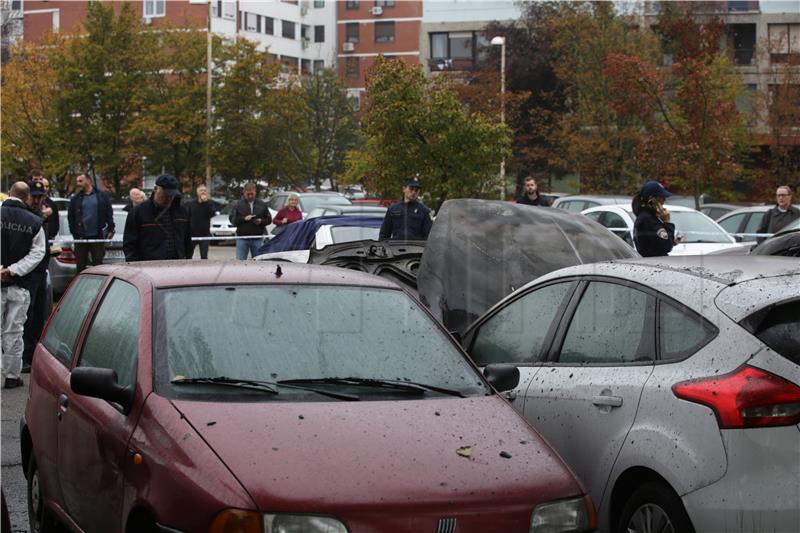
27, 454, 56, 533
617, 481, 694, 533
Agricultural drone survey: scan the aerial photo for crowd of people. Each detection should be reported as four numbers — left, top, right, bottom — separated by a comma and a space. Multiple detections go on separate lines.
2, 170, 798, 389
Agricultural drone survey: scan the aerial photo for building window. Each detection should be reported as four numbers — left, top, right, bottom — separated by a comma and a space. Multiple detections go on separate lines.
375, 0, 395, 6
346, 0, 359, 9
314, 25, 325, 43
347, 89, 361, 111
281, 56, 298, 74
346, 22, 359, 43
314, 0, 325, 7
346, 57, 360, 79
144, 0, 165, 17
314, 60, 325, 72
431, 33, 448, 59
768, 23, 800, 63
301, 24, 310, 39
727, 24, 756, 66
245, 12, 258, 32
211, 1, 221, 17
264, 16, 274, 35
374, 21, 395, 43
282, 20, 296, 39
222, 0, 235, 20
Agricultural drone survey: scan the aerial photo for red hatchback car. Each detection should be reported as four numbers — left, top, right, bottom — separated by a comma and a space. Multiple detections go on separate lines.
21, 261, 595, 533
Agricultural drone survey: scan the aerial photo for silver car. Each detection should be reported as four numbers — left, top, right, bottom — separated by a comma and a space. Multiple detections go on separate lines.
50, 210, 128, 295
461, 256, 800, 533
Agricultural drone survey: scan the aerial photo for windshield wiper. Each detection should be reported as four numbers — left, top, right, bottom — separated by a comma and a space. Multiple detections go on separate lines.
171, 376, 359, 401
278, 377, 466, 398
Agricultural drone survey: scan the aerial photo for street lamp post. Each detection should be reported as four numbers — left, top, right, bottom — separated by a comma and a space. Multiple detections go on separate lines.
206, 0, 213, 191
141, 156, 147, 188
490, 36, 506, 201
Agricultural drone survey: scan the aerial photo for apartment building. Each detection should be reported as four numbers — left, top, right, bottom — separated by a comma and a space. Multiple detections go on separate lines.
420, 0, 519, 76
337, 0, 422, 109
16, 1, 336, 75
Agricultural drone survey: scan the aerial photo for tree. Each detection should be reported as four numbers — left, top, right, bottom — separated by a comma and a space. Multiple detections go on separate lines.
0, 34, 71, 191
129, 28, 210, 186
211, 39, 294, 191
346, 57, 510, 208
604, 11, 752, 206
53, 1, 157, 197
282, 68, 360, 192
545, 1, 661, 194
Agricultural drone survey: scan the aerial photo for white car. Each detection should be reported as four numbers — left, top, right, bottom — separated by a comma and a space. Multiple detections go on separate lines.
581, 204, 747, 255
461, 256, 800, 533
210, 203, 237, 241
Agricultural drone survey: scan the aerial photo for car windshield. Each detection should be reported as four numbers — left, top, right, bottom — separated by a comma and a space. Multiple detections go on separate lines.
329, 226, 380, 244
299, 195, 351, 213
670, 211, 732, 243
220, 203, 234, 215
154, 285, 487, 401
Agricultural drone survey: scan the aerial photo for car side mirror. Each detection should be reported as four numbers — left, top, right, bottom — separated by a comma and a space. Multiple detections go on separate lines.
734, 234, 743, 243
71, 367, 133, 414
482, 364, 520, 393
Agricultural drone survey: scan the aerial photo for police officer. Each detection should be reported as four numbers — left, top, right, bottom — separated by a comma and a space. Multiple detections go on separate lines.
379, 176, 433, 240
1, 182, 46, 388
632, 181, 682, 257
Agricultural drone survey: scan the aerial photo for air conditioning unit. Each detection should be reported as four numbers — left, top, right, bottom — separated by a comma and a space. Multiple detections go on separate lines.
371, 6, 383, 15
302, 37, 310, 49
343, 42, 355, 52
301, 6, 308, 16
143, 16, 153, 25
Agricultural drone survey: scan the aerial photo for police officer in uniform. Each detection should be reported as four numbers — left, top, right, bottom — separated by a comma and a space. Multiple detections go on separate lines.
1, 182, 46, 388
379, 176, 433, 241
632, 181, 682, 257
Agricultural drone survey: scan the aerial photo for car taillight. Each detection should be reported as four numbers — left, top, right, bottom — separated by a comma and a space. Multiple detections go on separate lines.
56, 249, 77, 264
672, 365, 800, 429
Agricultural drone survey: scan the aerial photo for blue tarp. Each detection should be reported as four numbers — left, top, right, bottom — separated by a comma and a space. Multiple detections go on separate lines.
257, 216, 384, 254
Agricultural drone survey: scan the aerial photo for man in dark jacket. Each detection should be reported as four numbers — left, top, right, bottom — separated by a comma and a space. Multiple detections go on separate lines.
756, 185, 800, 242
2, 182, 46, 388
184, 184, 218, 259
230, 182, 271, 259
21, 181, 52, 374
517, 176, 551, 206
30, 170, 59, 239
379, 176, 433, 240
67, 173, 115, 272
123, 175, 192, 262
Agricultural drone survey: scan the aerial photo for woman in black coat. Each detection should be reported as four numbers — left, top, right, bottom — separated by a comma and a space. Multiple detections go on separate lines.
632, 181, 682, 257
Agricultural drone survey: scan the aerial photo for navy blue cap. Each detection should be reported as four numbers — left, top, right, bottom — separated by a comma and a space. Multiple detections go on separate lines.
403, 176, 422, 189
640, 181, 672, 199
155, 174, 181, 197
28, 181, 46, 196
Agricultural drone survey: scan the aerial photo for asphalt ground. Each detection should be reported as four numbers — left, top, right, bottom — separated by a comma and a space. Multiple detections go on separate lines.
1, 244, 237, 532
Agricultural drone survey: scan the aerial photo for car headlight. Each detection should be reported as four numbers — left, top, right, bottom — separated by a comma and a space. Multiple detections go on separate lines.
530, 495, 595, 533
264, 514, 348, 533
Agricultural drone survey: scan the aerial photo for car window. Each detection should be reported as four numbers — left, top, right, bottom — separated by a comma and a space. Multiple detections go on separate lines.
748, 300, 799, 365
659, 300, 717, 361
269, 196, 285, 210
329, 226, 380, 244
603, 212, 628, 229
155, 286, 488, 401
470, 282, 575, 366
583, 211, 602, 222
78, 280, 140, 388
671, 211, 732, 243
299, 195, 351, 213
559, 282, 655, 364
718, 213, 745, 234
41, 276, 105, 366
566, 201, 586, 213
743, 213, 764, 239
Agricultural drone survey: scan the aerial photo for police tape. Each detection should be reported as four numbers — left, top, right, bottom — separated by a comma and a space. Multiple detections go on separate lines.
49, 235, 268, 245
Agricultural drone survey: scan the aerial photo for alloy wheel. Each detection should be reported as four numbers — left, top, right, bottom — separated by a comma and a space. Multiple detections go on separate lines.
626, 503, 675, 533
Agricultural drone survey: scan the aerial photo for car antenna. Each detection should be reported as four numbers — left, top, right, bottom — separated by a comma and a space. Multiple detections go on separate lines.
275, 265, 282, 278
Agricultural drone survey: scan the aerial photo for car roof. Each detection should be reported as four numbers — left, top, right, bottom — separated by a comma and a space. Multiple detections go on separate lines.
87, 261, 399, 290
553, 195, 630, 205
717, 205, 772, 217
582, 203, 698, 214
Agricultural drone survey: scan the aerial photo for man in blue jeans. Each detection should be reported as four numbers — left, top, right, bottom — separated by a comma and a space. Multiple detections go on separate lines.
230, 182, 270, 259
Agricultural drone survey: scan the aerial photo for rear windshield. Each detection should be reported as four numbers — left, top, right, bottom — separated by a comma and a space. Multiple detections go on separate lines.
746, 300, 799, 364
670, 211, 731, 244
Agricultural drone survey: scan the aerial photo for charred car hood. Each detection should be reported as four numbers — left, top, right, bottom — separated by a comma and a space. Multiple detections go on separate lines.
416, 199, 638, 332
170, 396, 582, 512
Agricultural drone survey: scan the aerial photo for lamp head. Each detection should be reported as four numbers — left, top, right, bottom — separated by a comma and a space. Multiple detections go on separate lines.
490, 36, 506, 46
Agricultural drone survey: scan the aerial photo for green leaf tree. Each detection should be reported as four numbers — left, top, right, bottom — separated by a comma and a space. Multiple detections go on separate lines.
53, 1, 156, 197
346, 57, 511, 209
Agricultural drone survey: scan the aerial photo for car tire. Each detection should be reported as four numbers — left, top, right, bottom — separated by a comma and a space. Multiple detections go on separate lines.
27, 454, 57, 533
616, 481, 694, 533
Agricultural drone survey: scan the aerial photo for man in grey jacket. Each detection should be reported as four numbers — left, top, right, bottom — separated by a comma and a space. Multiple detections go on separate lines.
757, 185, 799, 241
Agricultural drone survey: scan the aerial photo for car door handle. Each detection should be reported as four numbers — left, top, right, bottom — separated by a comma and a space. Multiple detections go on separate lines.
592, 395, 623, 408
57, 393, 69, 421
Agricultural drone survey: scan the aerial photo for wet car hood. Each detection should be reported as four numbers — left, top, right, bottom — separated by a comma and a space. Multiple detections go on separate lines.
416, 200, 639, 332
171, 395, 582, 512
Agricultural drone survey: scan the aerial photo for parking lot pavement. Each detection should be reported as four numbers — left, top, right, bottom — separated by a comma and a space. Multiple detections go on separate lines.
196, 242, 237, 260
3, 380, 29, 532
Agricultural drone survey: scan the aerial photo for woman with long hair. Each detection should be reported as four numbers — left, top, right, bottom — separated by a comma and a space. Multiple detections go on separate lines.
632, 181, 681, 257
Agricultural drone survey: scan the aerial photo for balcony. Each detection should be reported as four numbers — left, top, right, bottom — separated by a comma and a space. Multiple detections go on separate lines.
427, 57, 475, 72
